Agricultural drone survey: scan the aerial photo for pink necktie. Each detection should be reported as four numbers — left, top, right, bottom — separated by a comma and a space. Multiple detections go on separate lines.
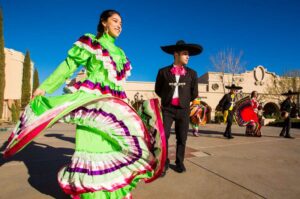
170, 66, 186, 76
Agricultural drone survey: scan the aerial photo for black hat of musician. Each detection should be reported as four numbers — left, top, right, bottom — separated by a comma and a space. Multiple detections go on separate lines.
161, 40, 203, 56
281, 90, 300, 96
225, 84, 243, 90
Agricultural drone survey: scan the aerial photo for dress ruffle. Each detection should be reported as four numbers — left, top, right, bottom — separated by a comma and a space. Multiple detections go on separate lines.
75, 34, 131, 85
3, 93, 165, 198
233, 96, 261, 135
190, 104, 207, 126
137, 99, 166, 183
3, 33, 164, 199
68, 79, 127, 99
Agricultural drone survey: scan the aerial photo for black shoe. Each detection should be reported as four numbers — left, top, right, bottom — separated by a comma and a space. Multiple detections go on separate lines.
170, 164, 186, 173
223, 133, 228, 137
227, 135, 234, 139
160, 169, 167, 177
284, 135, 294, 139
160, 161, 169, 178
279, 132, 284, 137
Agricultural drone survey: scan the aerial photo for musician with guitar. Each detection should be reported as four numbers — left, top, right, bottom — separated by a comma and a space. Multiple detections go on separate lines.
280, 90, 298, 138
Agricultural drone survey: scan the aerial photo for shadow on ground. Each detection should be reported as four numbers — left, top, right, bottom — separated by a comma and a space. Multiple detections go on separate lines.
186, 129, 282, 138
45, 133, 75, 144
0, 134, 75, 198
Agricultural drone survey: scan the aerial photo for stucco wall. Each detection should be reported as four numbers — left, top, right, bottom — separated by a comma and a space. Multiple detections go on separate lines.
124, 65, 283, 121
2, 48, 34, 120
4, 48, 34, 100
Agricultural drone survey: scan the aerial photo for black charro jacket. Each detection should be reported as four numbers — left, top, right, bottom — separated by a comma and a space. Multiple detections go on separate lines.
280, 98, 292, 113
155, 65, 198, 109
218, 93, 235, 112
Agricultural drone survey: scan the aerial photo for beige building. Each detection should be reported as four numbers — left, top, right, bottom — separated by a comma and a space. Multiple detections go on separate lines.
197, 65, 286, 121
1, 48, 34, 120
3, 48, 297, 124
66, 66, 298, 123
123, 65, 290, 123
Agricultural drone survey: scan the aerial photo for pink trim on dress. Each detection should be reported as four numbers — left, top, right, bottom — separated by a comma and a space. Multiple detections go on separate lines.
145, 98, 167, 183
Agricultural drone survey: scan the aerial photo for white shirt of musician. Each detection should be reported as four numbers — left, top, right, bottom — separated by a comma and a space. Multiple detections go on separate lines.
171, 75, 180, 106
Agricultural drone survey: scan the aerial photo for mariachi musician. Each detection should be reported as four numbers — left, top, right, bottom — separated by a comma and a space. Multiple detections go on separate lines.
155, 40, 202, 175
280, 90, 299, 138
218, 84, 243, 139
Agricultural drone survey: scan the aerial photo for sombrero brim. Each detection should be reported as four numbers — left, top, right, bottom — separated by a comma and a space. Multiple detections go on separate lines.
225, 85, 243, 90
281, 92, 300, 96
161, 44, 203, 56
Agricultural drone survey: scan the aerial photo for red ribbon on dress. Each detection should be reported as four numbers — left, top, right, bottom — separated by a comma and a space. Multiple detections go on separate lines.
170, 65, 187, 76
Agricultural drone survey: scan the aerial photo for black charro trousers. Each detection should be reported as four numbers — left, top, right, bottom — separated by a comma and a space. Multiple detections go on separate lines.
225, 110, 233, 136
281, 115, 291, 136
162, 106, 190, 168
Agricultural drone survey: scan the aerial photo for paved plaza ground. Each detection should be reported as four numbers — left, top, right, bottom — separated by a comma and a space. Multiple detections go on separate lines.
0, 123, 299, 199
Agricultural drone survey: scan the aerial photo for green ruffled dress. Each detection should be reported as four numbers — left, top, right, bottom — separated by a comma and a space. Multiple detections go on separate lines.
4, 33, 166, 199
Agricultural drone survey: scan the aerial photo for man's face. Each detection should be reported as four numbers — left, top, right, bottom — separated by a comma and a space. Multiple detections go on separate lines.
230, 89, 237, 94
175, 50, 190, 65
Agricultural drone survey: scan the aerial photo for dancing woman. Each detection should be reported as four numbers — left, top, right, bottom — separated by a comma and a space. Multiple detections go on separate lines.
245, 91, 262, 136
3, 10, 165, 199
190, 97, 207, 137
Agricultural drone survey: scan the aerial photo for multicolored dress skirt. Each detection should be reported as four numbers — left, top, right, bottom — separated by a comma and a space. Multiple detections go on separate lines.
233, 96, 261, 136
3, 92, 166, 198
190, 104, 207, 127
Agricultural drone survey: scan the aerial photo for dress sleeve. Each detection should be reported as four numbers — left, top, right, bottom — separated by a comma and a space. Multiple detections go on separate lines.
118, 48, 132, 80
39, 36, 91, 94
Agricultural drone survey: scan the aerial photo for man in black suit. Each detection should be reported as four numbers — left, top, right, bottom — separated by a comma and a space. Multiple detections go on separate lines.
280, 90, 298, 138
218, 84, 242, 139
155, 40, 202, 175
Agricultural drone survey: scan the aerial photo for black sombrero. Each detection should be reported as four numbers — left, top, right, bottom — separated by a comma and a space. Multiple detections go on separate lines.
161, 40, 203, 56
225, 84, 243, 90
281, 90, 300, 96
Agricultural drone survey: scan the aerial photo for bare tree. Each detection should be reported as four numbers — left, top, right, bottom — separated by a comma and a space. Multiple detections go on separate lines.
282, 71, 300, 94
264, 69, 300, 115
210, 48, 246, 92
266, 69, 300, 96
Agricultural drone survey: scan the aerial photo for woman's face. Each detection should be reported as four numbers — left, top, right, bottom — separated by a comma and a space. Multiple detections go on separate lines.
102, 13, 122, 38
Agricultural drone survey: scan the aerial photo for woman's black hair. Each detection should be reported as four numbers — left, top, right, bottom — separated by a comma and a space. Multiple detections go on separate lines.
251, 91, 257, 98
96, 10, 121, 38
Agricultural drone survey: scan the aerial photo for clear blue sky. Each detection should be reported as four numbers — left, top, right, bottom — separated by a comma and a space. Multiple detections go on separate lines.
1, 0, 300, 94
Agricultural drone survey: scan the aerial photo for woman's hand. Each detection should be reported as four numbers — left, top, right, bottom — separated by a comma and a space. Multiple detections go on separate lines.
32, 88, 45, 99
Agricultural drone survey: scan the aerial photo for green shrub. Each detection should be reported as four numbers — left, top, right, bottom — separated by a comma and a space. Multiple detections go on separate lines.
8, 101, 20, 123
267, 118, 300, 128
214, 111, 224, 123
